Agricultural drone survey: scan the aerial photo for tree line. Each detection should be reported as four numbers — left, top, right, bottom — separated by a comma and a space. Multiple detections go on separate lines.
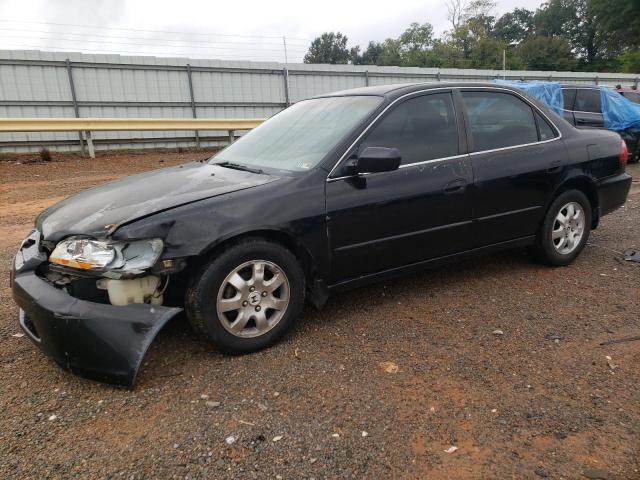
303, 0, 639, 73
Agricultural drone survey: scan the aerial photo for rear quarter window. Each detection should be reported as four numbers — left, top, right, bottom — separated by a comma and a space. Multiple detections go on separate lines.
535, 111, 558, 141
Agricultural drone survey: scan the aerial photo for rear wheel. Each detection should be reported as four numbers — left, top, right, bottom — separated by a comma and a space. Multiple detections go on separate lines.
186, 239, 305, 353
532, 190, 592, 266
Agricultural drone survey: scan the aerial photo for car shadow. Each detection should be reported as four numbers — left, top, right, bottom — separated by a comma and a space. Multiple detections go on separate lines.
141, 246, 540, 386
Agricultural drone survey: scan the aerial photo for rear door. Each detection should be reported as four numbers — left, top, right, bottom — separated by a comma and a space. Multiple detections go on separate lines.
326, 90, 474, 282
573, 88, 605, 128
461, 89, 566, 247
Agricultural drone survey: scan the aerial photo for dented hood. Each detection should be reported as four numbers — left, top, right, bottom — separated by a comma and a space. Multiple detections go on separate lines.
37, 161, 278, 240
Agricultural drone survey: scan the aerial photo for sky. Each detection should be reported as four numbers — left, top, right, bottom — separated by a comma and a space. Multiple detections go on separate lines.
0, 0, 546, 63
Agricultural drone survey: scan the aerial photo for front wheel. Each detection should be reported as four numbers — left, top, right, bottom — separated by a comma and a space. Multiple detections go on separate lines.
186, 239, 305, 354
532, 190, 592, 266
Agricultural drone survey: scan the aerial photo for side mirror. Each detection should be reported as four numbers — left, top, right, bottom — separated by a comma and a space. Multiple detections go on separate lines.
350, 147, 401, 174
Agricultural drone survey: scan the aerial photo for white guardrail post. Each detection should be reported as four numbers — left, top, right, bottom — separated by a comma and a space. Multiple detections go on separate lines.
64, 58, 87, 156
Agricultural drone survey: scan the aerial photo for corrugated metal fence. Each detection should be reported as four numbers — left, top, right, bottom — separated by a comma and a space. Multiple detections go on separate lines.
1, 49, 639, 153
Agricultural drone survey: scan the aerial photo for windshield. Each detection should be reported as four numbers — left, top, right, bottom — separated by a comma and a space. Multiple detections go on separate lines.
212, 95, 382, 172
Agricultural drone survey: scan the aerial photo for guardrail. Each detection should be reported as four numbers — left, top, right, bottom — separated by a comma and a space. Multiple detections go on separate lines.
3, 50, 640, 154
0, 118, 264, 158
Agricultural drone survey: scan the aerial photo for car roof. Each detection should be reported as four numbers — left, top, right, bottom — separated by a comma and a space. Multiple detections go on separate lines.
312, 81, 525, 101
559, 84, 600, 89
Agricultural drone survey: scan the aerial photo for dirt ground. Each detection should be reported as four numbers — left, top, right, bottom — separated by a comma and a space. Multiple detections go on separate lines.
0, 150, 639, 480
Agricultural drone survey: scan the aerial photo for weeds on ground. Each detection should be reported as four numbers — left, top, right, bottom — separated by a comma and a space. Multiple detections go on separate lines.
39, 148, 52, 162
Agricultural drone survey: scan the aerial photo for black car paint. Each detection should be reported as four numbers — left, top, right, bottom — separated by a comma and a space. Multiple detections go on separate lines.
36, 160, 279, 241
12, 82, 632, 386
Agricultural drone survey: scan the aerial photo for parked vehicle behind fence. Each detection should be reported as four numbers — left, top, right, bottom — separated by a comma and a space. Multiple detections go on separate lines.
11, 82, 632, 386
616, 87, 640, 104
562, 85, 640, 163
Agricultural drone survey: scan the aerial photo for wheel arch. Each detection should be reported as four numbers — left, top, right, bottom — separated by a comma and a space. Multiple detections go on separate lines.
194, 228, 321, 294
551, 175, 600, 229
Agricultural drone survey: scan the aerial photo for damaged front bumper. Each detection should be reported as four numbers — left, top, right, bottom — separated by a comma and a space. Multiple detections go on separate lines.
11, 230, 182, 387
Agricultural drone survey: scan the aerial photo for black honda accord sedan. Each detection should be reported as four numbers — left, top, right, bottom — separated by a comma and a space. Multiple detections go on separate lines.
11, 82, 632, 386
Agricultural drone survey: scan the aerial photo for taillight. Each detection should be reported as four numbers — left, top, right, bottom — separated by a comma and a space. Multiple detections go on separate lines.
619, 138, 629, 166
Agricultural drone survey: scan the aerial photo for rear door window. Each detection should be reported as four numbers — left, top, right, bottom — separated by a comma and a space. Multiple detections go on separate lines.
574, 89, 601, 113
359, 92, 459, 165
461, 91, 539, 151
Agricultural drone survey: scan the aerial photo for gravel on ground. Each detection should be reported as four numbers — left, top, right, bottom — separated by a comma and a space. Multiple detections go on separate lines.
1, 150, 639, 479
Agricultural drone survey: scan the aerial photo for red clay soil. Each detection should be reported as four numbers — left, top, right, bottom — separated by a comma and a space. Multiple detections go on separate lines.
1, 150, 639, 479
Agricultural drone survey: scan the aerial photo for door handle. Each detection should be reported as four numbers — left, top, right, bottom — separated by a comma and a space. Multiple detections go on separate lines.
547, 160, 561, 173
443, 179, 467, 194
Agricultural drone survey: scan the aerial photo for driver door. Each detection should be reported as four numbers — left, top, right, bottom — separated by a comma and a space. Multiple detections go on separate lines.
326, 91, 474, 282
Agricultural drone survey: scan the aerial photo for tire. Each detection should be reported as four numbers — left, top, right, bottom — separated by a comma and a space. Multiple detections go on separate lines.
185, 238, 305, 354
532, 189, 592, 266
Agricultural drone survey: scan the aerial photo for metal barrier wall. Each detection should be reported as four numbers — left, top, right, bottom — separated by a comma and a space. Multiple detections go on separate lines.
1, 49, 639, 153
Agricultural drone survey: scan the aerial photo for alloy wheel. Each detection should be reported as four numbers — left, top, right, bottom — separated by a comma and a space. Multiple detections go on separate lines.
216, 260, 290, 338
551, 201, 585, 255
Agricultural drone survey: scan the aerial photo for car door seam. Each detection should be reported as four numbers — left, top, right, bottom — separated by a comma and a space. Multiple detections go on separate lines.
474, 205, 542, 223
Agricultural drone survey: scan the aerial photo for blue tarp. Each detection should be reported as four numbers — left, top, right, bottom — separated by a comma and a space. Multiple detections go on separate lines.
494, 79, 640, 132
600, 87, 640, 131
493, 80, 564, 115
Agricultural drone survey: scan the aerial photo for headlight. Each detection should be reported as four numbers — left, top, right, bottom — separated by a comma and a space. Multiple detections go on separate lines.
49, 237, 163, 273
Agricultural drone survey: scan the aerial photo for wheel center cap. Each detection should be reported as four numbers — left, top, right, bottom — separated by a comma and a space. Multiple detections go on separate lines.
248, 292, 261, 305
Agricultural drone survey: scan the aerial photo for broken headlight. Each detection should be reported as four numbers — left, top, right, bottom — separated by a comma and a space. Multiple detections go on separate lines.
49, 237, 164, 274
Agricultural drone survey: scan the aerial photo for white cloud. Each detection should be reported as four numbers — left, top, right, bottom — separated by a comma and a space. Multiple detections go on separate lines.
0, 0, 546, 62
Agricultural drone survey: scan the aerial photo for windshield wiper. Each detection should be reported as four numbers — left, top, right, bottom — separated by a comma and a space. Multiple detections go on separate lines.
215, 161, 264, 174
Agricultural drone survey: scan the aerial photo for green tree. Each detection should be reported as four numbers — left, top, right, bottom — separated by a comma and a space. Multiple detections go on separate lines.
348, 46, 361, 65
467, 37, 507, 69
376, 38, 403, 66
534, 0, 573, 37
430, 40, 467, 68
492, 8, 534, 45
462, 0, 496, 23
445, 0, 496, 65
313, 0, 636, 72
618, 51, 640, 74
398, 22, 435, 66
354, 41, 384, 65
304, 32, 350, 64
516, 36, 577, 71
534, 0, 619, 69
590, 0, 640, 49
